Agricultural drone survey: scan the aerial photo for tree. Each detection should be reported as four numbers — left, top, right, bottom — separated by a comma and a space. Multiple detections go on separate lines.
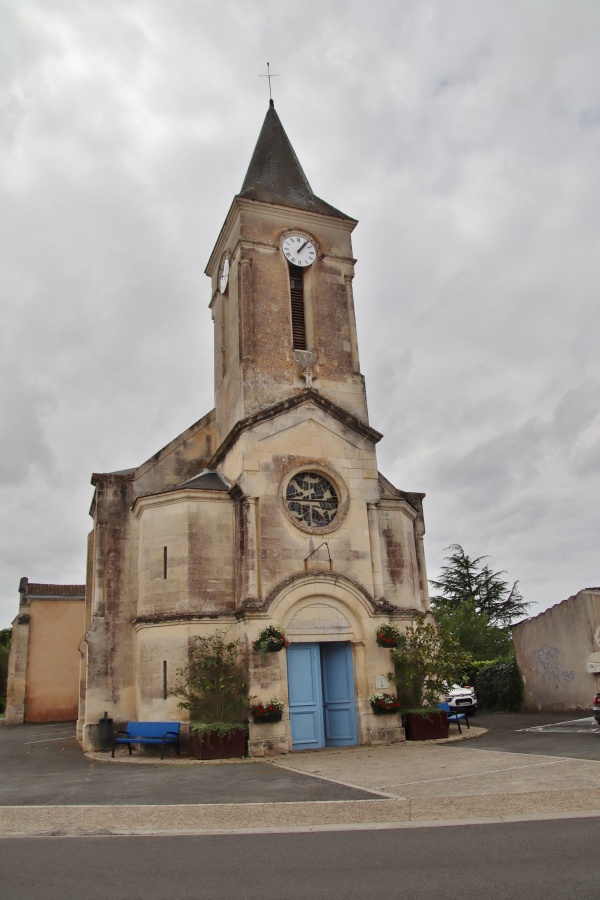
434, 600, 513, 660
429, 544, 529, 628
392, 619, 471, 708
172, 630, 248, 728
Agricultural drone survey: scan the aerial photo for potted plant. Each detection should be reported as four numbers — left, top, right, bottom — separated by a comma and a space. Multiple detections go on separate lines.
252, 624, 290, 654
173, 630, 249, 759
392, 620, 470, 741
369, 692, 401, 714
375, 623, 401, 649
251, 698, 284, 723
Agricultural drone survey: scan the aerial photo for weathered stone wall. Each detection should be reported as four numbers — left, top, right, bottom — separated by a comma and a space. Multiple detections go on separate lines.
513, 589, 600, 710
209, 201, 367, 445
5, 615, 30, 725
81, 412, 219, 748
134, 491, 235, 618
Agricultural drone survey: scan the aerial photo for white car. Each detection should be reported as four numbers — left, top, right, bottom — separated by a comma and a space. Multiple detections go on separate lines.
446, 684, 478, 716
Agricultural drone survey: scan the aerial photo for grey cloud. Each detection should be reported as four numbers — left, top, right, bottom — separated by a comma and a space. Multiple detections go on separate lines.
1, 1, 599, 625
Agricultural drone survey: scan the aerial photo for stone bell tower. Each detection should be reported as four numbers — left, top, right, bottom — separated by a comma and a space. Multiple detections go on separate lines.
206, 99, 369, 446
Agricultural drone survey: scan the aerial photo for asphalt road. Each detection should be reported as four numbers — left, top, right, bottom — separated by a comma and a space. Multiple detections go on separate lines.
0, 722, 377, 806
456, 711, 600, 760
1, 817, 598, 899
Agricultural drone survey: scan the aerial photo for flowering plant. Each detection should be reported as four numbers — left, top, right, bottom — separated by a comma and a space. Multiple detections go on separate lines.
252, 625, 290, 654
369, 692, 401, 714
375, 623, 401, 648
251, 698, 285, 723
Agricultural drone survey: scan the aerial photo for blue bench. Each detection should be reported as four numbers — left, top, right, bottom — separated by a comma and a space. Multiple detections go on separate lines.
438, 701, 470, 735
111, 722, 181, 759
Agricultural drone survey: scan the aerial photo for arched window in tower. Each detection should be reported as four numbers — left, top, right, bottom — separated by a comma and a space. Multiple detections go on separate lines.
288, 264, 307, 350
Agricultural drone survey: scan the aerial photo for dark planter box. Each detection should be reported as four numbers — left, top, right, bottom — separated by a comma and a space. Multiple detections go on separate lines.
404, 710, 448, 741
252, 712, 283, 724
188, 728, 247, 760
370, 705, 401, 715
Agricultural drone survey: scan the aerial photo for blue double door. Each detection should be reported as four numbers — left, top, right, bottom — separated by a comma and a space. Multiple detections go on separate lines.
287, 642, 358, 750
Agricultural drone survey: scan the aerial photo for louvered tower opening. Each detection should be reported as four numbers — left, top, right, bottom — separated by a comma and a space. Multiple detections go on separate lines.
289, 264, 307, 350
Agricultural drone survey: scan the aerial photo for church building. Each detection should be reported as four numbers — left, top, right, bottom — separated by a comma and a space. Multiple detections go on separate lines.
79, 101, 431, 755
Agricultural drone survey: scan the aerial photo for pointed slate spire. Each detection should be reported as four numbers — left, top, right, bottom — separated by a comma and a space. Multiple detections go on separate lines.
238, 100, 350, 219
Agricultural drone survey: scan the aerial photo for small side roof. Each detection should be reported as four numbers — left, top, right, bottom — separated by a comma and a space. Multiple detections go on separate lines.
171, 470, 230, 492
18, 577, 85, 598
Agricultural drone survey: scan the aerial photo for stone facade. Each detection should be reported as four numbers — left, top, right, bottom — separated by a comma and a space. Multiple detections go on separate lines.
512, 588, 600, 711
5, 578, 85, 723
78, 102, 431, 754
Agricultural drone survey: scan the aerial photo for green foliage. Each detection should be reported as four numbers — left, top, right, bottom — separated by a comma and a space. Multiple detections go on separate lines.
0, 628, 11, 716
392, 619, 471, 709
463, 658, 503, 686
189, 722, 248, 738
473, 658, 523, 711
173, 630, 248, 726
434, 599, 513, 660
430, 544, 529, 627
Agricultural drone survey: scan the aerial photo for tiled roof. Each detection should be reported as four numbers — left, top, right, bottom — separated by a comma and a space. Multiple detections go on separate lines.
20, 579, 85, 598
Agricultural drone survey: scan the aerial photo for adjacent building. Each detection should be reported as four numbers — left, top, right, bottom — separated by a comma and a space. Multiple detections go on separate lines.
512, 587, 600, 710
5, 578, 85, 724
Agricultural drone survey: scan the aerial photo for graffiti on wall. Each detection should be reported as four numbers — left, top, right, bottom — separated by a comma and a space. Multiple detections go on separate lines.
534, 644, 575, 683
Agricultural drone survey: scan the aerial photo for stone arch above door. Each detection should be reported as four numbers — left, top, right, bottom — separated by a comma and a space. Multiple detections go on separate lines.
286, 600, 353, 640
267, 573, 371, 643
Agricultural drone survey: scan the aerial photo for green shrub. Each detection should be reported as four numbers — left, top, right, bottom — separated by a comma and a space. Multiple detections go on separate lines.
463, 659, 501, 685
392, 620, 471, 708
474, 658, 523, 712
173, 630, 248, 726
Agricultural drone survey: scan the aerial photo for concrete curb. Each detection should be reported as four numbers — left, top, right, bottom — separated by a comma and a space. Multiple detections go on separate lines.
2, 790, 600, 837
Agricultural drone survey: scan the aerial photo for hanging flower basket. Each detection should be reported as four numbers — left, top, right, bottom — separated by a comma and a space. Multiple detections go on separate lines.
375, 623, 401, 649
253, 625, 290, 654
369, 692, 402, 715
251, 698, 285, 724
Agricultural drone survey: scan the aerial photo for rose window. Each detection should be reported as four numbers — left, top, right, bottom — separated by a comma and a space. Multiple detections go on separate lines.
285, 471, 339, 528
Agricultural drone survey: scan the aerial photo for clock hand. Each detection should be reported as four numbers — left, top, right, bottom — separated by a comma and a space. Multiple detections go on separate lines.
297, 240, 308, 254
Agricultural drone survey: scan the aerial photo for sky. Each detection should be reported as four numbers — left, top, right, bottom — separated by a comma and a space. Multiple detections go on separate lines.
1, 0, 599, 629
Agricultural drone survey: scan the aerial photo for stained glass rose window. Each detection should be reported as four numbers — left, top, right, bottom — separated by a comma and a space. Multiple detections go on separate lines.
285, 471, 339, 528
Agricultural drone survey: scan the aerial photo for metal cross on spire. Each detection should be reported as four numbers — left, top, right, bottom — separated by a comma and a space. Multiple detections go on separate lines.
259, 62, 279, 101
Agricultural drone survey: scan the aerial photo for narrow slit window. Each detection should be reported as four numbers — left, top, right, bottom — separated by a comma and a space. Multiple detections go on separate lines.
163, 546, 168, 579
289, 263, 307, 350
163, 661, 168, 699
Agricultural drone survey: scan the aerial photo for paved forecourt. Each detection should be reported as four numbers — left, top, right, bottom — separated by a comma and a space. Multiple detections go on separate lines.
1, 715, 600, 835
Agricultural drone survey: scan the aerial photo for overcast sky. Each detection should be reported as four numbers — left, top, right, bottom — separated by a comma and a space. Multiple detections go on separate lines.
1, 0, 599, 629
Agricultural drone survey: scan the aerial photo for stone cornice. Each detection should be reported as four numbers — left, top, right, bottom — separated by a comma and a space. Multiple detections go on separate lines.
132, 611, 236, 631
208, 389, 382, 469
377, 498, 419, 521
206, 196, 357, 277
131, 487, 232, 518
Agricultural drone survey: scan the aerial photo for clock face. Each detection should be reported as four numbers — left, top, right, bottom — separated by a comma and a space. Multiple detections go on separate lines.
219, 257, 230, 293
282, 234, 316, 267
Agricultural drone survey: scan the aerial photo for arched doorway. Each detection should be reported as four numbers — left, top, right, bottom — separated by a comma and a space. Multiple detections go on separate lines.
287, 641, 357, 750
